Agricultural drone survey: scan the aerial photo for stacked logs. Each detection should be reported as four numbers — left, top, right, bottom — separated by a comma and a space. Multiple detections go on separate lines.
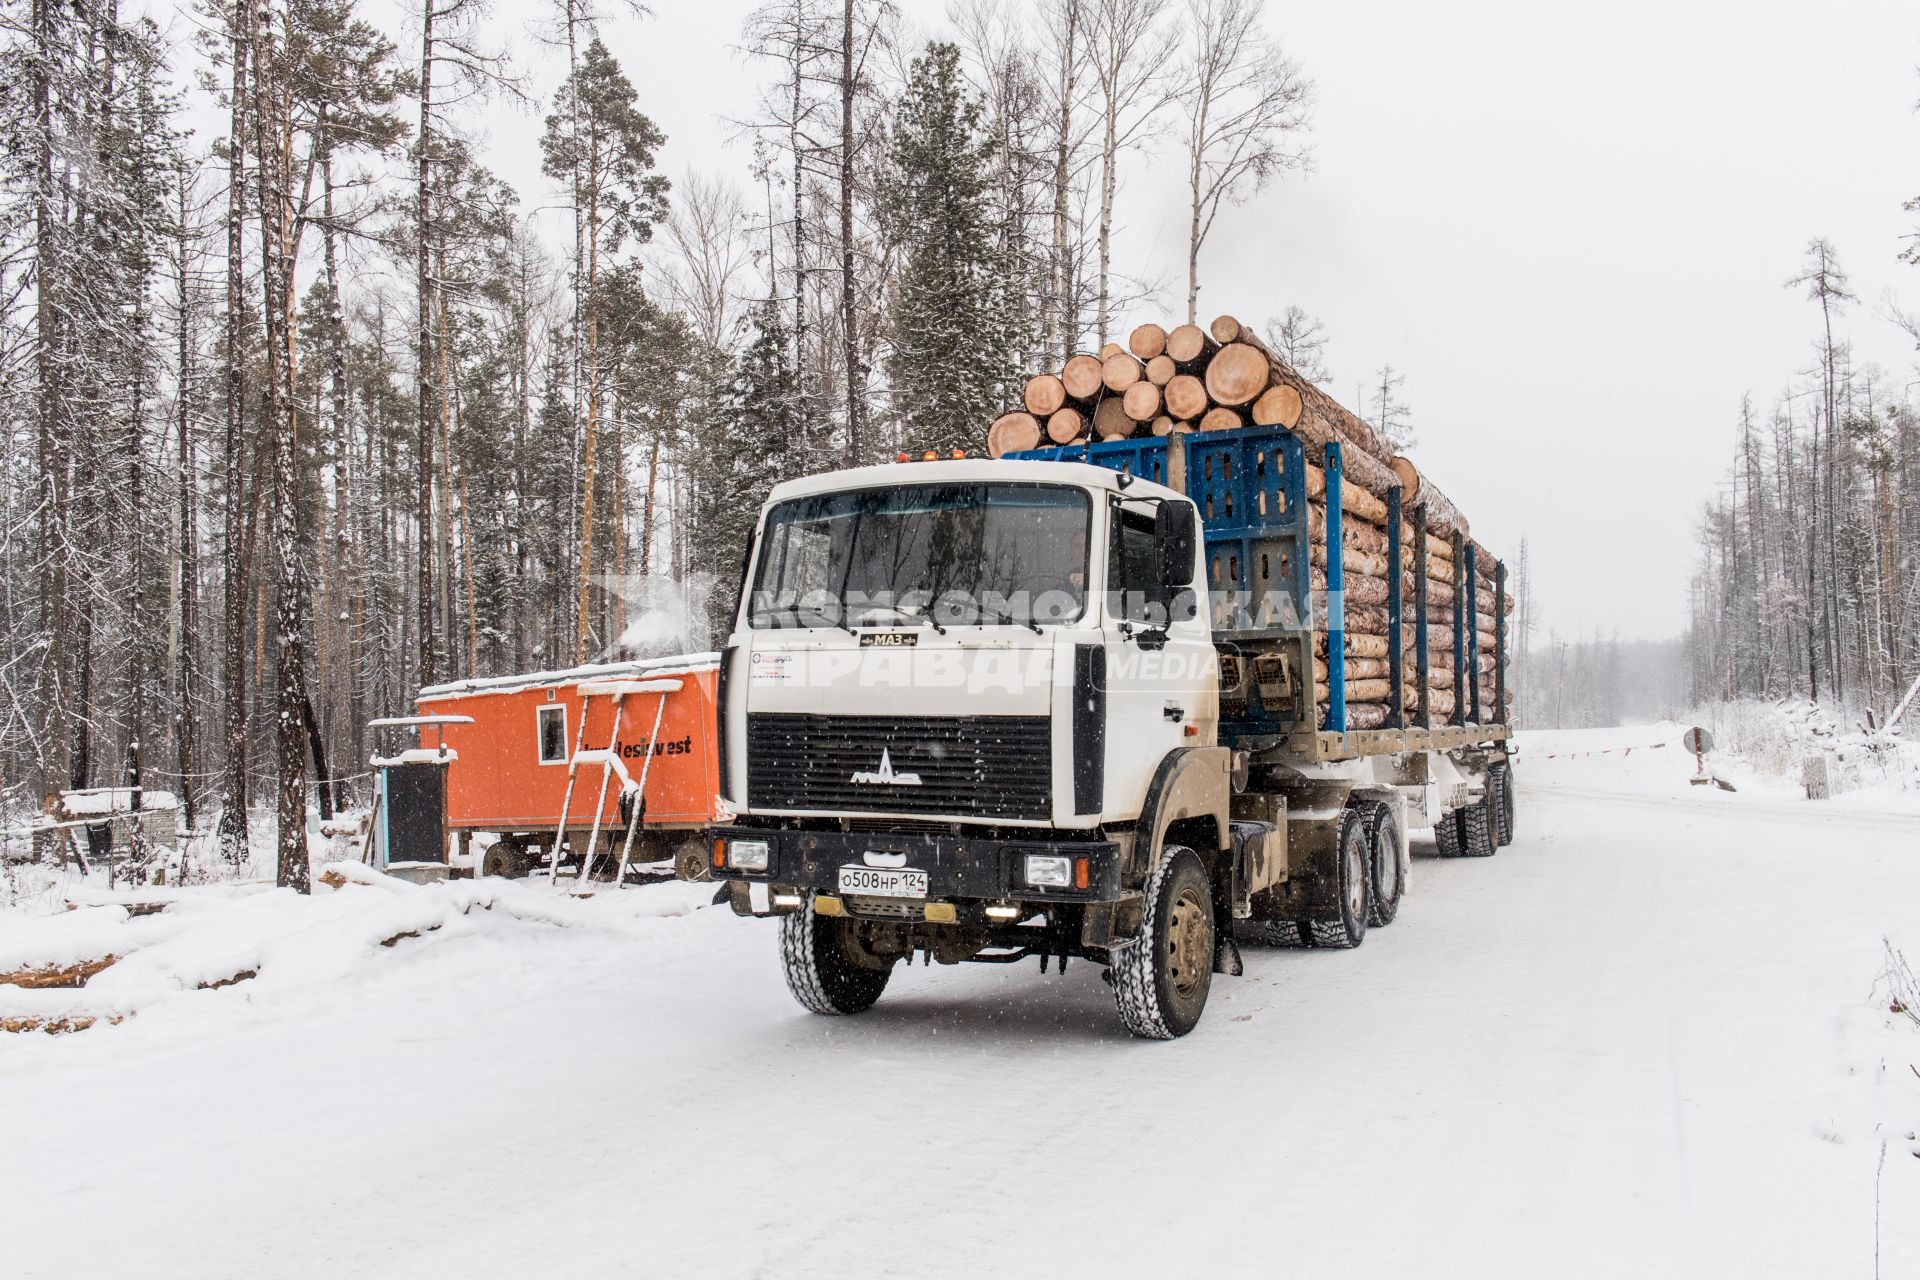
987, 314, 1514, 730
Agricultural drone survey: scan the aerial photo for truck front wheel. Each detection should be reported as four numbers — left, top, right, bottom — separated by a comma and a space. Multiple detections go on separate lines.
780, 897, 894, 1016
1112, 846, 1214, 1040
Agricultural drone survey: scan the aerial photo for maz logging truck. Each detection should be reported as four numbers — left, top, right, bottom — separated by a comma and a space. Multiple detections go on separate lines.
705, 371, 1514, 1039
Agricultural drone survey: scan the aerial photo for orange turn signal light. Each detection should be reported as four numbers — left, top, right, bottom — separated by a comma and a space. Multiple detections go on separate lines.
1074, 857, 1090, 890
950, 449, 966, 459
922, 449, 938, 461
896, 451, 910, 463
711, 838, 727, 869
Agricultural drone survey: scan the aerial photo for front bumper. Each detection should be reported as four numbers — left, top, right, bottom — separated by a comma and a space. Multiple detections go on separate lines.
709, 825, 1125, 908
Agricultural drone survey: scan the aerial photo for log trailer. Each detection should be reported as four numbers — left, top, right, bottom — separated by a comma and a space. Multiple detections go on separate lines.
705, 416, 1514, 1039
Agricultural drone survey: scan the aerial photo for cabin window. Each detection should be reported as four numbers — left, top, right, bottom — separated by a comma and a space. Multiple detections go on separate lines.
537, 704, 568, 765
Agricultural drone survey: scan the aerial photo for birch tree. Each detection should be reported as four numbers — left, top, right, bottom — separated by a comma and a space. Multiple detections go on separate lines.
1176, 0, 1310, 323
1086, 0, 1166, 348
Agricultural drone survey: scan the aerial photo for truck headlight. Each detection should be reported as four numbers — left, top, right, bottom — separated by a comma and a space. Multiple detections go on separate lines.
1023, 854, 1072, 888
730, 839, 770, 873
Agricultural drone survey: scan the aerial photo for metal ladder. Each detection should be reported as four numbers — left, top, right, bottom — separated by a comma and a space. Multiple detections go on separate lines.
543, 678, 683, 891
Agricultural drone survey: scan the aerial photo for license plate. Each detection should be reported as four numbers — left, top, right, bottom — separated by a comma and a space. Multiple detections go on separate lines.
837, 865, 929, 898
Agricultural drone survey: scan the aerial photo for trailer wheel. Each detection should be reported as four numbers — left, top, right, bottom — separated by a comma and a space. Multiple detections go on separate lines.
1305, 808, 1370, 949
1490, 761, 1515, 846
481, 837, 529, 879
1431, 810, 1464, 857
1460, 790, 1497, 858
780, 896, 894, 1016
1237, 918, 1308, 948
1111, 846, 1215, 1040
1363, 803, 1403, 927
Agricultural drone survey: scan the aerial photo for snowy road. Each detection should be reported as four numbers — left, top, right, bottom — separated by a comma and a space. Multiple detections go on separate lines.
4, 725, 1917, 1279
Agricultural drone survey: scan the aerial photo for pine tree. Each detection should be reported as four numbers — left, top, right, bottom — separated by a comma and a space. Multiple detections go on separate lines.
693, 299, 803, 633
542, 37, 669, 662
882, 42, 1011, 456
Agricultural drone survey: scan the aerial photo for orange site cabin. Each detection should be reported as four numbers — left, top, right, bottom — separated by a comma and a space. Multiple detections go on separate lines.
413, 652, 721, 880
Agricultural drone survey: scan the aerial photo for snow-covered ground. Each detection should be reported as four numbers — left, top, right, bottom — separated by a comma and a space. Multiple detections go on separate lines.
3, 723, 1917, 1279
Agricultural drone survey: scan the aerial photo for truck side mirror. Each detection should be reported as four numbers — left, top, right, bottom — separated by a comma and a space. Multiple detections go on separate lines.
1154, 501, 1196, 589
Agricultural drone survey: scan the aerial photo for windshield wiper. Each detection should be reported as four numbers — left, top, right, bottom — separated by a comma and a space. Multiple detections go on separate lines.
854, 602, 947, 635
971, 598, 1041, 634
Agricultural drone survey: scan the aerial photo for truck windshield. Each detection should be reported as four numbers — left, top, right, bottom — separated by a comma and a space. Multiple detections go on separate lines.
749, 483, 1090, 629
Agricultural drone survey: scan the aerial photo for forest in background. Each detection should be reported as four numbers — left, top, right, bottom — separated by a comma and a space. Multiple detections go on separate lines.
1685, 239, 1920, 726
0, 0, 1329, 882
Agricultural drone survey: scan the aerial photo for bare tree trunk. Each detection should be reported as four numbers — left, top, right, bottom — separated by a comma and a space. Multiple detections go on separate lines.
218, 0, 253, 864
1049, 0, 1077, 363
254, 2, 309, 891
839, 0, 863, 463
32, 0, 71, 802
415, 0, 436, 689
174, 164, 199, 830
575, 167, 602, 663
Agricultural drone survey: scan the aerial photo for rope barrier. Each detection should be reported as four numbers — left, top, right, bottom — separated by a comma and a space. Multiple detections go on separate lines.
1538, 738, 1677, 760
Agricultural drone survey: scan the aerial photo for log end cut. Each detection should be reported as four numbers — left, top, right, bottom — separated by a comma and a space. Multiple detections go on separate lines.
1128, 322, 1168, 360
1061, 354, 1105, 401
987, 411, 1043, 457
1023, 373, 1067, 417
1204, 342, 1270, 408
1251, 383, 1304, 429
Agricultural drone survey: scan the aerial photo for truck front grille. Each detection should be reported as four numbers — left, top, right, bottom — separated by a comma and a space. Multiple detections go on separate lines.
746, 713, 1051, 820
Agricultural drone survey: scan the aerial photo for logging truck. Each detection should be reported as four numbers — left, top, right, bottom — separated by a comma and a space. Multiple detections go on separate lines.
705, 316, 1515, 1039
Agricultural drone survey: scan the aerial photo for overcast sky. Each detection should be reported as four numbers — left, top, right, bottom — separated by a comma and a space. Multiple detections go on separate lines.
161, 0, 1920, 641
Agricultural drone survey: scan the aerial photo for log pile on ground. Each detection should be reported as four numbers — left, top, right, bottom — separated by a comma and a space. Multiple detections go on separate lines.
990, 314, 1514, 729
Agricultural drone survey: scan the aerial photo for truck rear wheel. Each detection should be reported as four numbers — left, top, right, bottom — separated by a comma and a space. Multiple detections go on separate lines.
1459, 789, 1497, 858
1431, 811, 1464, 858
1111, 846, 1214, 1040
1363, 803, 1402, 927
780, 897, 894, 1016
1305, 808, 1370, 948
1490, 761, 1515, 846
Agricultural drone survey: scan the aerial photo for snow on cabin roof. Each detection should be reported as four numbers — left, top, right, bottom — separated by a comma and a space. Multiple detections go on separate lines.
57, 787, 180, 816
416, 652, 719, 701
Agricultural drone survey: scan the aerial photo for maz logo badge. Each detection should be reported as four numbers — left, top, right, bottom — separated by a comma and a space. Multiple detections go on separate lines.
859, 632, 919, 647
850, 749, 922, 787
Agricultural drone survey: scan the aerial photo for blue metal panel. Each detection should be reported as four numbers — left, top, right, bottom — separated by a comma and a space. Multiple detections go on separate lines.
1014, 422, 1321, 738
1187, 427, 1295, 530
1323, 442, 1345, 734
1008, 436, 1168, 487
1386, 485, 1404, 729
1494, 562, 1508, 726
1465, 541, 1480, 724
1452, 532, 1467, 726
1414, 523, 1431, 730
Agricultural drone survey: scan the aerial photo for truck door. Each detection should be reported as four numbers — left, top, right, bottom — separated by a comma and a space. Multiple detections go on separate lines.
1101, 497, 1217, 819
